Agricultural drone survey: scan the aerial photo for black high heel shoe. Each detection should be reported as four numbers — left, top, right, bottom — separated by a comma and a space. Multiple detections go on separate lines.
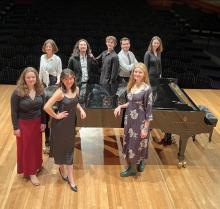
68, 180, 78, 192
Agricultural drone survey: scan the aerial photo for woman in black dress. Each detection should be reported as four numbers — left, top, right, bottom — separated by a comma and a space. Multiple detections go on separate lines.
44, 69, 86, 192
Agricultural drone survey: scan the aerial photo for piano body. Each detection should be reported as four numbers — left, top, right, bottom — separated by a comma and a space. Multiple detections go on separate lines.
45, 78, 217, 167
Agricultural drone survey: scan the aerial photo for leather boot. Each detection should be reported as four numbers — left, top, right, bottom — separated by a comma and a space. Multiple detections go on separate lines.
137, 160, 145, 172
120, 164, 137, 177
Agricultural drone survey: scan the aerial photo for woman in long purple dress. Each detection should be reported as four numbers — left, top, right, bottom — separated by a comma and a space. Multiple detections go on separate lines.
114, 62, 153, 177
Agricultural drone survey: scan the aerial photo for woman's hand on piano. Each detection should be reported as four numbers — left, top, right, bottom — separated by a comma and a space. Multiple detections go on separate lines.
114, 106, 121, 117
80, 108, 86, 119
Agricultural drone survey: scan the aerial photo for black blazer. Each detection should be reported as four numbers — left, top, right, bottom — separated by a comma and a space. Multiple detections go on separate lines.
67, 55, 99, 85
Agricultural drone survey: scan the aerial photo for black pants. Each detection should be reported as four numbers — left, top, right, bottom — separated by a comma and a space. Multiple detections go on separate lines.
49, 75, 57, 85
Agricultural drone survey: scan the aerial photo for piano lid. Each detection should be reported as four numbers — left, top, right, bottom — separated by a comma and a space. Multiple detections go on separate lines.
151, 78, 199, 111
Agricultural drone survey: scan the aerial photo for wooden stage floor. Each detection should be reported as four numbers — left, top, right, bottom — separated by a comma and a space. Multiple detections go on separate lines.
0, 85, 220, 209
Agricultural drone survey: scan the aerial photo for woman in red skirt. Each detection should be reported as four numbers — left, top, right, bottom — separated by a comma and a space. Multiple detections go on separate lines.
11, 67, 46, 186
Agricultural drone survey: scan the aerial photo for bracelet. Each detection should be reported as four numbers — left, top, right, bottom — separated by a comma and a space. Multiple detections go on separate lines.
142, 127, 149, 132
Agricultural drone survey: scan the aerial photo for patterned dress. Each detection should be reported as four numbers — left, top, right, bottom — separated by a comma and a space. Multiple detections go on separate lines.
123, 85, 153, 164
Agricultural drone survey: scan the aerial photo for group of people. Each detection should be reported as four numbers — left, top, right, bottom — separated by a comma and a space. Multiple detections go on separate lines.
10, 35, 163, 191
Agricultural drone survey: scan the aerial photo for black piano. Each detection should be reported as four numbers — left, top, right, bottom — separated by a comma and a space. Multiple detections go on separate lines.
45, 78, 217, 167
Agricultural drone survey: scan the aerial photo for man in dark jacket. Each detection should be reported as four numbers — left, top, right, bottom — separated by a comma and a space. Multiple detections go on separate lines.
68, 39, 98, 85
96, 36, 119, 84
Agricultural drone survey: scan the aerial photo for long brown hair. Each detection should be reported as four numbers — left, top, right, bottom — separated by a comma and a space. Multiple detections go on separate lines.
59, 69, 77, 93
72, 39, 92, 57
127, 63, 150, 92
16, 67, 44, 97
147, 36, 163, 53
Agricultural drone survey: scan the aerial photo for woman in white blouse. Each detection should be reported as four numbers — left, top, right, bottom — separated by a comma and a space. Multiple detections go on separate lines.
39, 39, 62, 153
39, 39, 62, 87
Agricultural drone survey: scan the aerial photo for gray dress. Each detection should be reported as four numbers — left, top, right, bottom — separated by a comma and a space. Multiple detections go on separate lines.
50, 95, 78, 165
123, 85, 153, 164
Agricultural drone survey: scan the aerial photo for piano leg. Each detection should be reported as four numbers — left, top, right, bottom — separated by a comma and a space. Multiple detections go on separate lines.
177, 134, 190, 168
209, 128, 214, 142
192, 135, 196, 142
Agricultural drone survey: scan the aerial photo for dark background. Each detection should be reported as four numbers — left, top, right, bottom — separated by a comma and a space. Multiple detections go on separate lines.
0, 0, 220, 88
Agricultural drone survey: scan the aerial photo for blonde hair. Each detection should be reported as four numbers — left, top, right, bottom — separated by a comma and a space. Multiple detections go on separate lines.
42, 39, 59, 53
16, 67, 44, 97
147, 36, 163, 53
127, 63, 150, 92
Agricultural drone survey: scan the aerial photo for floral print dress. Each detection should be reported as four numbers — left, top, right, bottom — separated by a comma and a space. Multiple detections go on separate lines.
123, 85, 153, 164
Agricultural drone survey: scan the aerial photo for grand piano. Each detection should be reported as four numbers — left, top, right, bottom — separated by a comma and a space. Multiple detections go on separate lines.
45, 78, 217, 167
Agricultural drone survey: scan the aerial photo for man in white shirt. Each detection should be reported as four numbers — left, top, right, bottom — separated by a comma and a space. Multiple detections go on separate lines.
118, 37, 138, 83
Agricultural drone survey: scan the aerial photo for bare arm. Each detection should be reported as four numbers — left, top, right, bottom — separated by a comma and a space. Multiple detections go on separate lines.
76, 86, 80, 97
44, 88, 68, 119
77, 103, 86, 119
76, 86, 86, 119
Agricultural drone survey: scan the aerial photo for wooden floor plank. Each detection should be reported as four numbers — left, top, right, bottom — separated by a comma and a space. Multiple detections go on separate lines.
0, 85, 220, 209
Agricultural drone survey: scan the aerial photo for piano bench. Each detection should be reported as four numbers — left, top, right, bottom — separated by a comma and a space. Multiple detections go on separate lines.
198, 105, 218, 125
193, 105, 218, 142
204, 113, 218, 126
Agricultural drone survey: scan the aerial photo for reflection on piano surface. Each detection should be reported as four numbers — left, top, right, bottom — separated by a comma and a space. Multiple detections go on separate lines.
45, 78, 217, 166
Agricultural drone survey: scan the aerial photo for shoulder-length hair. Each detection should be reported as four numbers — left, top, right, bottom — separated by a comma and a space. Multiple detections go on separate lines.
16, 67, 44, 97
71, 39, 92, 57
42, 39, 59, 53
59, 68, 77, 93
147, 36, 163, 53
106, 35, 117, 46
127, 63, 150, 92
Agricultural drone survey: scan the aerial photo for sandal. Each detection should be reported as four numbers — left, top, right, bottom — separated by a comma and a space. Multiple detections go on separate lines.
30, 175, 40, 186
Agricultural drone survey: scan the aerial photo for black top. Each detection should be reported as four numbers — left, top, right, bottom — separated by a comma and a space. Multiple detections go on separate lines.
144, 51, 162, 78
96, 50, 119, 84
11, 90, 46, 130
